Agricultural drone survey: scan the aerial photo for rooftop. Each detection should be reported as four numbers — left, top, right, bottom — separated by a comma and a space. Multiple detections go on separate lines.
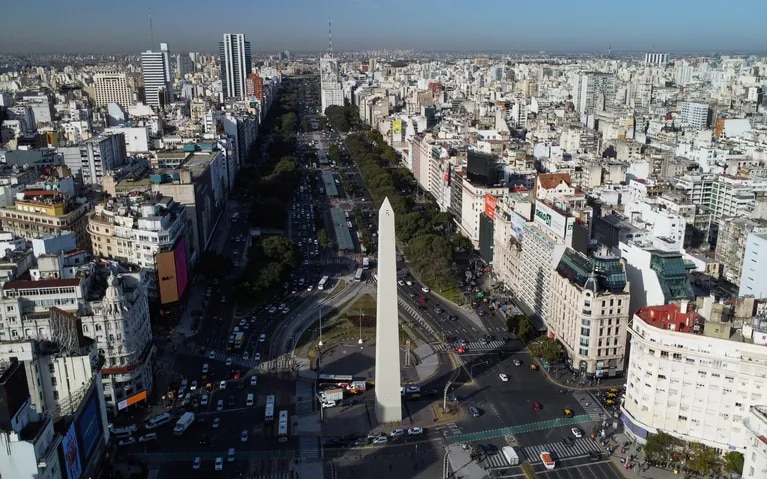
537, 173, 572, 190
635, 303, 703, 335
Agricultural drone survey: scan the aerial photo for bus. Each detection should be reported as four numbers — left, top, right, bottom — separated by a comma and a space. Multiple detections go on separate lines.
265, 395, 275, 423
317, 276, 329, 290
354, 268, 364, 282
277, 410, 289, 442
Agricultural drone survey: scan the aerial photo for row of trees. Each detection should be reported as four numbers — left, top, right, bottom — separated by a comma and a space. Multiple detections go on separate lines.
235, 236, 301, 303
324, 104, 363, 132
643, 432, 743, 476
506, 314, 535, 343
345, 130, 465, 292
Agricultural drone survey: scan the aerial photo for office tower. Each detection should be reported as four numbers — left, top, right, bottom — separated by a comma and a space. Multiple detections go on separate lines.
219, 33, 252, 99
141, 43, 171, 109
320, 19, 344, 114
175, 52, 195, 79
644, 52, 669, 65
575, 72, 617, 116
93, 70, 134, 107
374, 197, 402, 423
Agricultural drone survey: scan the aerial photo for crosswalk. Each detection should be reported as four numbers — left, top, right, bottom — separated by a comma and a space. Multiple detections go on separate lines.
484, 451, 515, 468
431, 340, 512, 352
201, 349, 262, 369
573, 391, 605, 421
299, 436, 320, 459
522, 438, 600, 464
253, 474, 290, 479
434, 422, 463, 438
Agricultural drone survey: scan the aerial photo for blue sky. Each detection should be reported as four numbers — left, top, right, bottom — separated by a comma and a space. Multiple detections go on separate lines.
0, 0, 764, 54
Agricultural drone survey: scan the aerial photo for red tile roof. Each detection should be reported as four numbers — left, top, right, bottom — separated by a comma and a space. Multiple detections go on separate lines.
635, 303, 701, 334
537, 173, 572, 190
3, 278, 81, 290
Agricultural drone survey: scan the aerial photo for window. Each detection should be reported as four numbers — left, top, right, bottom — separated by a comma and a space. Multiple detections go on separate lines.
48, 363, 55, 373
50, 376, 57, 386
53, 390, 59, 400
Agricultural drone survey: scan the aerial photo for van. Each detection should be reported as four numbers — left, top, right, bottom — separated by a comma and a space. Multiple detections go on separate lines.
145, 413, 171, 429
246, 394, 254, 407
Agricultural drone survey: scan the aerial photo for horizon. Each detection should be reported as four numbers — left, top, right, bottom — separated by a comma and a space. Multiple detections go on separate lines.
1, 0, 765, 55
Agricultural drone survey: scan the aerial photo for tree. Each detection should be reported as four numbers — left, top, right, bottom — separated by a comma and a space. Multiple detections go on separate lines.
506, 314, 524, 333
281, 112, 298, 133
324, 105, 350, 131
644, 431, 677, 463
397, 212, 426, 243
317, 228, 330, 249
517, 317, 534, 342
450, 233, 474, 253
327, 143, 341, 163
687, 442, 718, 476
540, 338, 563, 363
723, 451, 744, 475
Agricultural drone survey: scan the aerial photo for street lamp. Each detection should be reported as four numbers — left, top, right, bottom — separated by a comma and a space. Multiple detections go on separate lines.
358, 308, 363, 348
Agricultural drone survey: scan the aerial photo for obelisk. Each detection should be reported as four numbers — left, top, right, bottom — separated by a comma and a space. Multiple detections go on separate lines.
374, 197, 402, 423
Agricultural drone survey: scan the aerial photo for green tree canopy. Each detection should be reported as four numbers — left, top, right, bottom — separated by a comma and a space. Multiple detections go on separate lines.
723, 451, 744, 474
327, 143, 341, 163
281, 112, 298, 133
687, 442, 718, 476
643, 431, 677, 463
317, 228, 330, 249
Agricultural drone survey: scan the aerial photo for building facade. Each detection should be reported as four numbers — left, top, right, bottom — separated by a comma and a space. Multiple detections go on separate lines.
0, 195, 91, 251
140, 43, 171, 109
743, 406, 767, 479
219, 34, 252, 99
93, 70, 134, 108
739, 232, 767, 299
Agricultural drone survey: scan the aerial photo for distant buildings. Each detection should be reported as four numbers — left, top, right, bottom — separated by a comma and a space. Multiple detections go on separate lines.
93, 70, 134, 108
644, 52, 669, 65
140, 43, 172, 109
219, 34, 252, 99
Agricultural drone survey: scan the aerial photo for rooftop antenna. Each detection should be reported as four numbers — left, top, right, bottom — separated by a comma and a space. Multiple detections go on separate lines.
608, 44, 611, 57
328, 17, 333, 56
148, 8, 154, 49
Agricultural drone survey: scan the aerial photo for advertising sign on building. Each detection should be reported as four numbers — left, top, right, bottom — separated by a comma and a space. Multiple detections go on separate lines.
534, 201, 573, 238
484, 193, 498, 221
392, 119, 403, 137
509, 212, 526, 242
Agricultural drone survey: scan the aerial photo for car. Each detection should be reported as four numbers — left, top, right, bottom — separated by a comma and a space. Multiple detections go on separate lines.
407, 427, 424, 436
190, 380, 198, 391
239, 319, 246, 327
243, 352, 249, 360
220, 380, 227, 390
529, 364, 539, 371
499, 373, 509, 382
202, 363, 209, 374
269, 307, 277, 313
212, 417, 220, 428
563, 408, 574, 418
405, 385, 420, 394
397, 280, 404, 286
250, 375, 258, 386
421, 286, 430, 293
227, 448, 236, 462
240, 430, 249, 442
469, 406, 481, 417
214, 457, 223, 471
485, 444, 499, 455
571, 427, 584, 438
208, 350, 215, 359
532, 402, 543, 411
282, 307, 290, 314
220, 296, 226, 303
200, 394, 209, 406
199, 433, 208, 445
562, 436, 575, 447
512, 359, 522, 366
406, 280, 413, 286
117, 436, 136, 446
192, 457, 201, 470
217, 400, 224, 411
372, 436, 388, 445
588, 451, 601, 461
259, 333, 266, 342
390, 429, 406, 437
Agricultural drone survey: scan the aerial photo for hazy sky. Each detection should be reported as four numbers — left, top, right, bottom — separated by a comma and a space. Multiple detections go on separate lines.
0, 0, 765, 54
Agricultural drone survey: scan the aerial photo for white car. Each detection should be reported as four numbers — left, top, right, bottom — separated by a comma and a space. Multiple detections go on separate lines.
227, 448, 236, 462
212, 417, 220, 428
499, 373, 509, 382
307, 286, 313, 292
372, 436, 388, 445
407, 427, 424, 436
405, 386, 420, 394
282, 307, 290, 314
259, 334, 266, 342
200, 394, 209, 406
254, 353, 261, 361
117, 436, 135, 446
241, 430, 249, 442
250, 375, 258, 386
219, 380, 227, 390
190, 380, 198, 391
202, 363, 209, 374
225, 357, 233, 366
138, 433, 158, 443
243, 352, 249, 360
217, 400, 224, 411
239, 319, 246, 327
390, 429, 405, 437
421, 286, 430, 293
192, 457, 201, 470
512, 359, 522, 367
571, 427, 583, 438
397, 280, 404, 286
268, 307, 277, 313
406, 280, 413, 286
214, 457, 223, 471
208, 350, 215, 359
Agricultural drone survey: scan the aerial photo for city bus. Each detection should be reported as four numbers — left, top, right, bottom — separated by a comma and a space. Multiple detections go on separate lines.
354, 268, 364, 282
265, 395, 275, 423
317, 276, 329, 290
277, 410, 289, 442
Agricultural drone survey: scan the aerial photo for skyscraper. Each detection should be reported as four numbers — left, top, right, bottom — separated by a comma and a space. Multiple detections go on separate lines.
219, 34, 252, 99
320, 19, 344, 114
141, 43, 171, 109
575, 72, 616, 117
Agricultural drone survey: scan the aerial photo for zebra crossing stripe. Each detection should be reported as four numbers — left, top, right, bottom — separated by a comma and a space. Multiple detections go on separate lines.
523, 438, 600, 463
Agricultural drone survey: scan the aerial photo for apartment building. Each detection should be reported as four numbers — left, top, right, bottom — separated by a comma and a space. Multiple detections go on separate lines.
549, 248, 630, 377
739, 233, 767, 299
743, 406, 767, 479
575, 72, 617, 117
491, 192, 533, 292
680, 101, 710, 130
88, 194, 188, 298
709, 175, 763, 223
622, 302, 767, 453
715, 217, 767, 286
0, 192, 90, 251
674, 174, 714, 207
92, 70, 134, 108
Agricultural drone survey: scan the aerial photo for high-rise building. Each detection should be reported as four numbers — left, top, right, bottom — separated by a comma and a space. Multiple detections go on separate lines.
246, 73, 264, 101
320, 20, 344, 114
644, 52, 669, 65
219, 33, 252, 99
679, 101, 710, 130
575, 72, 616, 117
93, 70, 134, 107
175, 52, 195, 79
141, 43, 171, 109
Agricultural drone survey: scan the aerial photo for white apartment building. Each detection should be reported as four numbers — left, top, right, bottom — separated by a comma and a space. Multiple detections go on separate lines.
104, 126, 150, 153
739, 232, 767, 299
93, 71, 134, 108
622, 302, 767, 453
61, 133, 126, 186
680, 101, 710, 130
674, 174, 714, 206
141, 44, 171, 108
549, 248, 630, 377
709, 175, 765, 223
219, 34, 251, 99
575, 72, 617, 118
492, 193, 533, 292
716, 218, 767, 287
743, 406, 767, 479
320, 55, 344, 113
624, 200, 687, 253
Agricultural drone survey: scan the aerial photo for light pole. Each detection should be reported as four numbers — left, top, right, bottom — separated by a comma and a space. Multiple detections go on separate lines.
358, 308, 363, 348
317, 308, 323, 372
442, 448, 451, 479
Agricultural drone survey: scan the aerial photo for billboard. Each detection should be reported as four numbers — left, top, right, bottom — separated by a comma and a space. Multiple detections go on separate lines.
509, 212, 527, 242
534, 201, 573, 239
61, 422, 82, 479
484, 193, 498, 221
157, 237, 188, 305
117, 390, 147, 411
75, 388, 102, 464
392, 119, 403, 137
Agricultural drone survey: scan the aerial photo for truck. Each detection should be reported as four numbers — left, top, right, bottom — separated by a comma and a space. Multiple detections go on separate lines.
321, 388, 344, 402
173, 412, 195, 435
233, 332, 245, 348
502, 446, 519, 466
540, 451, 555, 470
362, 257, 370, 269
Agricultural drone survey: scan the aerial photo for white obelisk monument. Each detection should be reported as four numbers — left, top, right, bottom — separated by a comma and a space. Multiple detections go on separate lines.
374, 197, 402, 423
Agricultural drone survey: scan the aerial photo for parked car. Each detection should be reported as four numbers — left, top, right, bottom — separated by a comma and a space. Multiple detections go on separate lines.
390, 429, 405, 437
192, 457, 201, 470
212, 417, 220, 428
117, 437, 136, 446
214, 457, 223, 471
407, 427, 424, 436
469, 407, 481, 417
241, 430, 249, 442
138, 433, 158, 443
498, 373, 509, 382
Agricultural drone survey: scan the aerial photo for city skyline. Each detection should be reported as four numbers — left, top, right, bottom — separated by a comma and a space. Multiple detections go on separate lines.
1, 0, 765, 54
